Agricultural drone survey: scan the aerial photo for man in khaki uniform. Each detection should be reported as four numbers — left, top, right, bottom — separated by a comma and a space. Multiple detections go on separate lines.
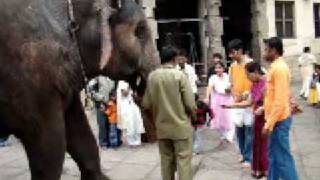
143, 46, 196, 180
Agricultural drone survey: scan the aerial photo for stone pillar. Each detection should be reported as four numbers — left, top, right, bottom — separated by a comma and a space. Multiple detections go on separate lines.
206, 0, 224, 63
251, 0, 268, 62
140, 0, 158, 42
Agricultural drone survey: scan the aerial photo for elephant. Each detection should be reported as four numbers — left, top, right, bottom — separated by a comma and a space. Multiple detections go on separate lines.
0, 0, 159, 179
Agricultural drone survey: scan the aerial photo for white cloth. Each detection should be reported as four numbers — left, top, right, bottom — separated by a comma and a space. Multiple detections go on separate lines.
299, 53, 317, 97
231, 93, 254, 127
300, 76, 312, 98
220, 124, 235, 142
88, 76, 115, 103
208, 73, 231, 94
177, 64, 198, 93
317, 82, 320, 101
231, 108, 254, 127
117, 81, 145, 137
298, 53, 317, 68
126, 134, 142, 146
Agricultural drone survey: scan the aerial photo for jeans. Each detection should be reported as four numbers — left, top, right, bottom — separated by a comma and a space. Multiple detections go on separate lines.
268, 117, 299, 180
193, 127, 203, 153
95, 103, 109, 146
236, 126, 253, 162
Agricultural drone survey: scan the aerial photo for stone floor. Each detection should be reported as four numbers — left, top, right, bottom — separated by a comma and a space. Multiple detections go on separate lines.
0, 84, 320, 180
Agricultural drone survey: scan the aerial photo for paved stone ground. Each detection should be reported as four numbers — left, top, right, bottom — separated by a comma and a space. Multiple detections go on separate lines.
0, 83, 319, 180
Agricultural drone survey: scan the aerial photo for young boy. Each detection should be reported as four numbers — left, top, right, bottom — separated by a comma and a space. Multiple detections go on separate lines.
193, 94, 212, 155
309, 64, 320, 107
105, 91, 121, 148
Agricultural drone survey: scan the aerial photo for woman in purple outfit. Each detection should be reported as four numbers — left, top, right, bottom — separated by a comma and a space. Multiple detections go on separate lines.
224, 61, 268, 179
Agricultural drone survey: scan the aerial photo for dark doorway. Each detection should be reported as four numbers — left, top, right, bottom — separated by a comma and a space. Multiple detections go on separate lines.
221, 0, 252, 59
155, 0, 201, 64
155, 0, 198, 19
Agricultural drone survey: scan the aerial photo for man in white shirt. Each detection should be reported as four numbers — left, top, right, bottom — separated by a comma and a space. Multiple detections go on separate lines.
176, 50, 198, 94
299, 47, 317, 99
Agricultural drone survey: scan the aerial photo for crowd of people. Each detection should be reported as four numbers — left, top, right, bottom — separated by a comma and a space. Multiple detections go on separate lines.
0, 36, 307, 180
143, 37, 301, 180
86, 77, 145, 149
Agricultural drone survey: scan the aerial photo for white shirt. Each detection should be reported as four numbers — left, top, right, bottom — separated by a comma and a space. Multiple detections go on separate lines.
177, 64, 198, 93
208, 73, 231, 94
88, 76, 114, 102
298, 53, 317, 67
299, 53, 317, 77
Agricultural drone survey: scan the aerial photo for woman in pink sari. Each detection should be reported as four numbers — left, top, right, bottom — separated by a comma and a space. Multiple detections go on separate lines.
205, 61, 234, 143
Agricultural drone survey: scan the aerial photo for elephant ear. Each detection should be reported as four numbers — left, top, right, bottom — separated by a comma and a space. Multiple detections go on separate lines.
100, 4, 114, 70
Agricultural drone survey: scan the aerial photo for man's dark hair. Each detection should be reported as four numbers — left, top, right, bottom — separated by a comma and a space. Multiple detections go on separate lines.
303, 46, 311, 53
160, 46, 178, 64
245, 61, 265, 75
264, 37, 284, 56
227, 39, 244, 52
212, 53, 223, 60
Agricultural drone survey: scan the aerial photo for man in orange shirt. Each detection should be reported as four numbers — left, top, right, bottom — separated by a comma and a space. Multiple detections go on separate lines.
263, 37, 298, 180
227, 39, 253, 167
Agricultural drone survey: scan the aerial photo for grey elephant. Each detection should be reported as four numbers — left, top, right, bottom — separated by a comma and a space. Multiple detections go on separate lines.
0, 0, 159, 179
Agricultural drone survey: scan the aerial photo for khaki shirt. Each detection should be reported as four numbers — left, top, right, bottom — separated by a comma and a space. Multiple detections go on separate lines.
143, 64, 196, 140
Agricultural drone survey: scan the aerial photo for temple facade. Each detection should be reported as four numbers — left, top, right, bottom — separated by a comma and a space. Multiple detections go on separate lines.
135, 0, 320, 76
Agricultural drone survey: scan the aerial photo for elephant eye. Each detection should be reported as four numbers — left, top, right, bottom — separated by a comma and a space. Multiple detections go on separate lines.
135, 21, 147, 40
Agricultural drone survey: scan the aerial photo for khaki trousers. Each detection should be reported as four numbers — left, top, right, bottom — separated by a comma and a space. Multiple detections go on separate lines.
158, 138, 193, 180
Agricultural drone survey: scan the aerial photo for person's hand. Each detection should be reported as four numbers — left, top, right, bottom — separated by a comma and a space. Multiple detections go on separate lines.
254, 107, 264, 115
204, 98, 210, 104
225, 88, 231, 94
262, 125, 271, 136
234, 95, 242, 103
290, 95, 303, 115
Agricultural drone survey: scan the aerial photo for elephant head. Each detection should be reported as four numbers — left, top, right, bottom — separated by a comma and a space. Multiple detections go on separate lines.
75, 0, 159, 93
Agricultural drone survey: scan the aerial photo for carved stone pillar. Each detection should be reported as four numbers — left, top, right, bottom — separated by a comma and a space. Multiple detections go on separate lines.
140, 0, 158, 42
206, 0, 224, 62
251, 0, 268, 62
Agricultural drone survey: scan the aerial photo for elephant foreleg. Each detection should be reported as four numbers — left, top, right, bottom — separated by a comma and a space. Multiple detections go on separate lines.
65, 96, 109, 180
21, 113, 66, 180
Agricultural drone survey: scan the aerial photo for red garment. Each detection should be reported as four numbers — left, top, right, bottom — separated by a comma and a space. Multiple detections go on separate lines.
252, 112, 269, 172
193, 100, 212, 128
252, 79, 269, 172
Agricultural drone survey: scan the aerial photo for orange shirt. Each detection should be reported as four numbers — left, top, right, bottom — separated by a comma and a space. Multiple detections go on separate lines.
106, 100, 117, 124
264, 57, 291, 131
229, 60, 252, 98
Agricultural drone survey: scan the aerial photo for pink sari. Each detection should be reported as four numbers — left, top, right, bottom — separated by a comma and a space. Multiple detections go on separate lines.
210, 92, 233, 131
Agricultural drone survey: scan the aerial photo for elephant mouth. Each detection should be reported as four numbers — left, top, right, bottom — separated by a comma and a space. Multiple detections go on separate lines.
128, 73, 147, 97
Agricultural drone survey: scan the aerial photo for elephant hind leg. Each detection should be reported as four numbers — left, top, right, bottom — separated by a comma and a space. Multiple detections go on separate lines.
65, 96, 109, 180
21, 116, 66, 180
